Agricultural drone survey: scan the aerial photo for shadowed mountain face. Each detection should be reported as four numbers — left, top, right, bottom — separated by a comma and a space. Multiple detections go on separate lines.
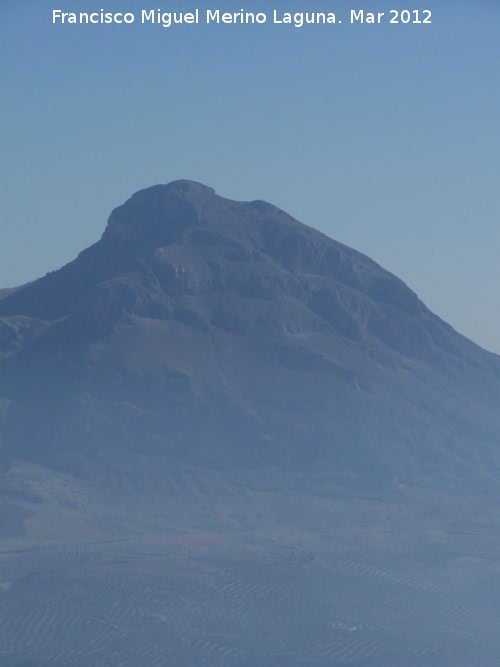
0, 180, 499, 491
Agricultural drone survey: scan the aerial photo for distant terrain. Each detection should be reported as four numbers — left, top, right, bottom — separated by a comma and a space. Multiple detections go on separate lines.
0, 181, 499, 666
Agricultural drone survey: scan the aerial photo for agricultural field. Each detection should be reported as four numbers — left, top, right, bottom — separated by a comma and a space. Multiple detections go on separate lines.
1, 480, 500, 667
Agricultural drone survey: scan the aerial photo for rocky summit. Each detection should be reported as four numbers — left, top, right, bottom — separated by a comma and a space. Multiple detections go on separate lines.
0, 180, 498, 493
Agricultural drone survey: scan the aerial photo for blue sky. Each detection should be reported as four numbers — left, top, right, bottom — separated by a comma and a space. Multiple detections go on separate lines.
1, 0, 499, 352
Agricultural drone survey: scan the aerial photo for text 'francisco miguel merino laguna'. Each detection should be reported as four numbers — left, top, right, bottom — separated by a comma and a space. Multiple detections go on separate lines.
52, 9, 341, 28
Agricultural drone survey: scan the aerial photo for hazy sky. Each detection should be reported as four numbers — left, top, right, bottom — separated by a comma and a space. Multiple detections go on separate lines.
1, 0, 499, 353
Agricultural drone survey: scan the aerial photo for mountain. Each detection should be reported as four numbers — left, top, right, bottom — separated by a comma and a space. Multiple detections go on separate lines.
2, 181, 500, 667
0, 180, 499, 492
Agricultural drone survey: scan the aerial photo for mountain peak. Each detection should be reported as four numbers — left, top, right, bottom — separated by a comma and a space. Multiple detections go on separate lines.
0, 182, 498, 491
102, 179, 217, 248
127, 179, 216, 200
163, 179, 217, 195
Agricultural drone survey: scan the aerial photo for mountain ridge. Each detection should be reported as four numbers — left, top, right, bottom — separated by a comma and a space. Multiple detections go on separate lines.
0, 180, 498, 493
